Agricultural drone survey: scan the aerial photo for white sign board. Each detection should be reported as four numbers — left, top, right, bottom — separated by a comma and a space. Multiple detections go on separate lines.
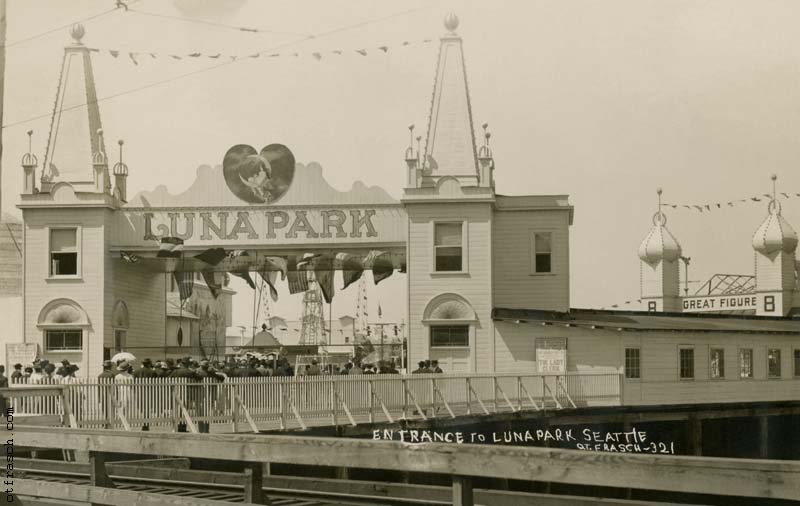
535, 338, 567, 373
682, 295, 757, 313
5, 343, 38, 369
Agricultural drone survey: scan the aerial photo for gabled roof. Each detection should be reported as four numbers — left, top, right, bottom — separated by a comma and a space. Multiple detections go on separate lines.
493, 307, 800, 335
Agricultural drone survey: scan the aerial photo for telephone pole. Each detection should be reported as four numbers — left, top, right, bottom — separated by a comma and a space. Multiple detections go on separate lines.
0, 0, 7, 220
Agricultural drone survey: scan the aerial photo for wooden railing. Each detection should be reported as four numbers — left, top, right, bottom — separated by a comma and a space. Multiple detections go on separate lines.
1, 372, 621, 431
11, 425, 800, 505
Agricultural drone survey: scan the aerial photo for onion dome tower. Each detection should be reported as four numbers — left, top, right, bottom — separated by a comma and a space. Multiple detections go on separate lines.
638, 189, 683, 312
752, 175, 797, 316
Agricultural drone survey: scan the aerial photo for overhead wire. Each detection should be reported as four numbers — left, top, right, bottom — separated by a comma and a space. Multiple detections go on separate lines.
1, 5, 434, 130
2, 0, 142, 49
126, 6, 312, 38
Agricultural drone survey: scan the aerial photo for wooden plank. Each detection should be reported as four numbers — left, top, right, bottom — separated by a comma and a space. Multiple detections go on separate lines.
452, 475, 473, 506
14, 460, 705, 506
14, 479, 261, 506
243, 463, 268, 505
13, 426, 800, 500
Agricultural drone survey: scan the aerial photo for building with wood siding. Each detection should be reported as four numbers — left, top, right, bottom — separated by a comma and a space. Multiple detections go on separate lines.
9, 16, 800, 406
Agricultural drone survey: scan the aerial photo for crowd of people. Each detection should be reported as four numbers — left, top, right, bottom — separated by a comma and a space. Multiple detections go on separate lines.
0, 356, 446, 387
2, 359, 81, 385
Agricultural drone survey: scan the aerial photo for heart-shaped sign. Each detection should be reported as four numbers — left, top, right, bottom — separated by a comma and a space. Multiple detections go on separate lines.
223, 143, 295, 204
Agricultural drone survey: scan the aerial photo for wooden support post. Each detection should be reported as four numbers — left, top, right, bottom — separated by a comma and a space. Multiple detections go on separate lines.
278, 383, 286, 430
89, 451, 113, 489
465, 378, 472, 415
690, 415, 702, 456
368, 380, 375, 424
452, 475, 474, 506
334, 466, 349, 480
243, 462, 269, 505
759, 416, 769, 459
402, 378, 409, 419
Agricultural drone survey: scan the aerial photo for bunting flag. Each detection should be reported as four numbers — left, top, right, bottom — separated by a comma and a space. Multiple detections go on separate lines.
287, 269, 309, 294
335, 252, 364, 289
313, 255, 335, 304
263, 256, 288, 281
364, 250, 394, 285
201, 271, 223, 299
194, 247, 227, 266
172, 271, 194, 301
257, 270, 279, 302
120, 251, 141, 264
662, 191, 800, 213
157, 237, 184, 258
97, 37, 435, 66
232, 269, 256, 289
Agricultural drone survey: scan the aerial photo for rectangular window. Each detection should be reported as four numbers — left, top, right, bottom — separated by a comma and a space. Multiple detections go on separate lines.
531, 232, 552, 273
795, 350, 800, 378
679, 347, 694, 380
740, 349, 753, 379
624, 348, 640, 379
430, 325, 469, 347
434, 223, 463, 271
710, 348, 725, 379
49, 228, 78, 276
768, 348, 782, 378
45, 329, 82, 351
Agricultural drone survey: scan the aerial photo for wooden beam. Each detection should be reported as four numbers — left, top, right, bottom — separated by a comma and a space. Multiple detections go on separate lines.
243, 462, 269, 505
89, 451, 113, 489
15, 459, 700, 506
13, 426, 800, 500
14, 479, 260, 506
452, 475, 473, 506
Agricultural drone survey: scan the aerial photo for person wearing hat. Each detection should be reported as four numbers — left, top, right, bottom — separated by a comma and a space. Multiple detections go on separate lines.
412, 361, 429, 374
44, 362, 57, 379
29, 363, 44, 385
98, 361, 115, 381
156, 361, 170, 378
430, 360, 443, 374
10, 363, 23, 383
56, 359, 70, 376
134, 358, 158, 379
0, 365, 7, 388
306, 359, 321, 376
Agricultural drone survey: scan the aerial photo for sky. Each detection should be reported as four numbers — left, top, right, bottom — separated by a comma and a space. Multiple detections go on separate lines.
3, 0, 800, 334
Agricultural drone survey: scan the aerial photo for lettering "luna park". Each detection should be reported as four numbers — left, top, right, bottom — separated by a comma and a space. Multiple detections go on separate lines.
142, 209, 379, 242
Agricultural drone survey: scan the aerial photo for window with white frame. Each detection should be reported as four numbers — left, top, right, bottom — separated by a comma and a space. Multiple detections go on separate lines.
434, 222, 463, 272
530, 232, 552, 273
624, 348, 640, 379
739, 348, 753, 379
430, 325, 469, 347
49, 228, 78, 276
45, 329, 82, 351
679, 347, 694, 380
768, 348, 782, 378
710, 348, 725, 379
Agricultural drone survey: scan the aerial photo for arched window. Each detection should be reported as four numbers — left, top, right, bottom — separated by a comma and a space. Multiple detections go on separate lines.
111, 300, 130, 353
37, 299, 90, 352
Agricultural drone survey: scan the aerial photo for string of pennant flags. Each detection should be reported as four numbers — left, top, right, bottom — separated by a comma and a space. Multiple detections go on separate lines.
120, 237, 404, 306
661, 191, 800, 213
92, 37, 435, 66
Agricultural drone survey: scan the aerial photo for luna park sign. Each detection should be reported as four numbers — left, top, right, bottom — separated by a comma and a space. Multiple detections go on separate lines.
139, 143, 393, 244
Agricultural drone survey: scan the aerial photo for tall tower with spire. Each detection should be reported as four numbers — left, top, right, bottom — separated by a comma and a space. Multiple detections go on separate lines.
402, 13, 496, 373
17, 25, 149, 379
751, 175, 798, 316
638, 189, 683, 312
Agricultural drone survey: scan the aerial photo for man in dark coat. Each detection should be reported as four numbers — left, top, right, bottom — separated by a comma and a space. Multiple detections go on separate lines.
10, 363, 23, 382
431, 360, 444, 374
0, 366, 7, 388
133, 359, 158, 379
412, 361, 429, 374
98, 361, 115, 381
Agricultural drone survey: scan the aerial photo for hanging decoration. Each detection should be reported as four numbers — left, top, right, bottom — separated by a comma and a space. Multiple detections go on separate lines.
661, 192, 800, 213
96, 38, 435, 66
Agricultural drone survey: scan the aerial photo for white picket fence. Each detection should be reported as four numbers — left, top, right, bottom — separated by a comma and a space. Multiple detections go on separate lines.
2, 372, 621, 432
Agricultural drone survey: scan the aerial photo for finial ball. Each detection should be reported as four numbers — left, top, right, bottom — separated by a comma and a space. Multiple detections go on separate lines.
118, 139, 124, 146
444, 12, 459, 33
771, 173, 777, 181
656, 187, 663, 195
26, 130, 33, 137
70, 24, 85, 43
